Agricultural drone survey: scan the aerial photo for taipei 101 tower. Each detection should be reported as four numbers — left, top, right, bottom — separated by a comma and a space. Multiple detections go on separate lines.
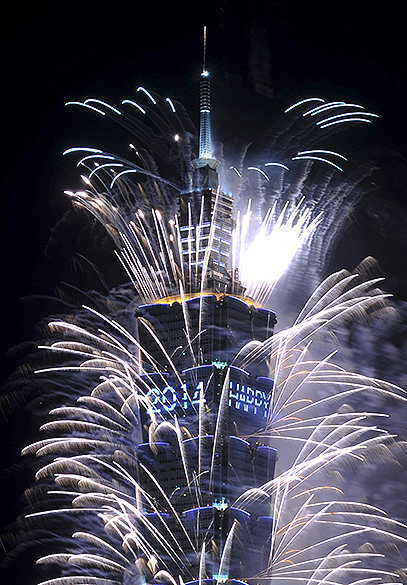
133, 30, 278, 583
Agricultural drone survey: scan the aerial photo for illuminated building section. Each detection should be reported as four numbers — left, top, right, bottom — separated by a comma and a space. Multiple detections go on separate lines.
178, 190, 234, 273
136, 295, 276, 372
144, 367, 273, 421
178, 69, 238, 293
135, 300, 277, 581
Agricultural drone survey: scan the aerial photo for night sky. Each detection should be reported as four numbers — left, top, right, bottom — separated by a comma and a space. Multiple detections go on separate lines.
1, 1, 407, 582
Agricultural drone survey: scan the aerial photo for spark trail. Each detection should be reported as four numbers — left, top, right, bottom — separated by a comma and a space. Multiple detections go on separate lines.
7, 74, 407, 585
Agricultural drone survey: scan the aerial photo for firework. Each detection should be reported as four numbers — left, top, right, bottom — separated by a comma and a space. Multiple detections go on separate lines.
12, 58, 407, 585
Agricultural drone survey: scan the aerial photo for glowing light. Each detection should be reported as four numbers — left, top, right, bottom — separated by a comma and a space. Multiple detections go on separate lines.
84, 99, 122, 115
166, 97, 176, 112
81, 175, 92, 186
88, 162, 124, 179
317, 111, 379, 126
302, 101, 346, 115
229, 165, 242, 177
137, 86, 157, 104
110, 168, 138, 187
65, 101, 106, 115
320, 117, 374, 129
305, 101, 365, 116
63, 147, 103, 155
247, 166, 270, 180
122, 99, 146, 114
296, 149, 347, 160
284, 98, 325, 113
213, 574, 228, 583
77, 154, 115, 167
264, 162, 290, 170
238, 201, 322, 304
292, 155, 344, 171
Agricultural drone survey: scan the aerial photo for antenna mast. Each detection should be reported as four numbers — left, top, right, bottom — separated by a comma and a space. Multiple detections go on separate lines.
195, 26, 217, 165
203, 25, 207, 73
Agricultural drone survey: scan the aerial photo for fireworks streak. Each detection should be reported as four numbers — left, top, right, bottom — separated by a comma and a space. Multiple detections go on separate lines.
24, 273, 407, 585
13, 77, 407, 585
237, 199, 322, 304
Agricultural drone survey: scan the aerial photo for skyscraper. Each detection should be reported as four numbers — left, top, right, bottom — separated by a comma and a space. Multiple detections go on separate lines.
132, 62, 278, 583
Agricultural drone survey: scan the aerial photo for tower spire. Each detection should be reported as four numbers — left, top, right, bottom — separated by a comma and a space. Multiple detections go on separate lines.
203, 24, 207, 74
176, 28, 244, 295
192, 26, 220, 180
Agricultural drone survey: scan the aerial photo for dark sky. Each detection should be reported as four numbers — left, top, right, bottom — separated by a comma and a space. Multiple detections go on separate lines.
1, 1, 407, 582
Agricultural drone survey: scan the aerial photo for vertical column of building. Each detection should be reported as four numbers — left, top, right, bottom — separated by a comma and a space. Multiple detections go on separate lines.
132, 53, 277, 582
199, 71, 212, 161
177, 67, 241, 293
